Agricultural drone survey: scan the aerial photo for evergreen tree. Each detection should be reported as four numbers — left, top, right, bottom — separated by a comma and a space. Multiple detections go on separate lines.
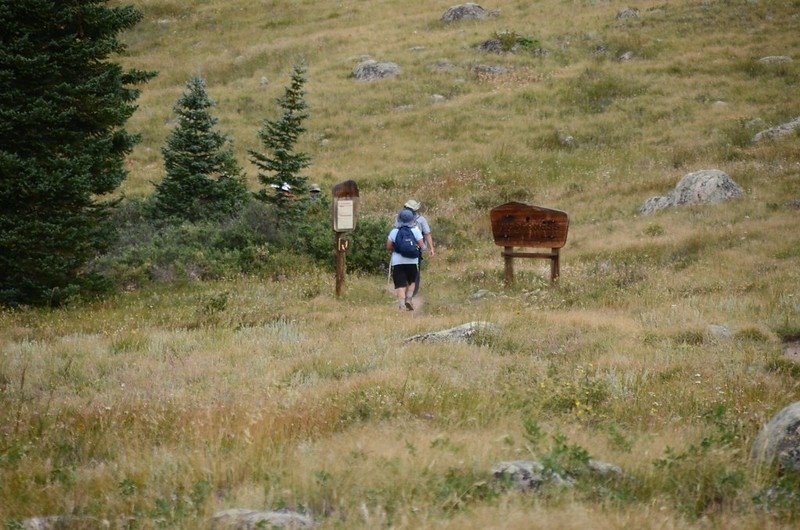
249, 64, 311, 220
0, 0, 154, 306
152, 76, 248, 222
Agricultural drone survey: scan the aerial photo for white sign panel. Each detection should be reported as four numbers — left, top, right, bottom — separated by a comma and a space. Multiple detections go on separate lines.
336, 199, 354, 231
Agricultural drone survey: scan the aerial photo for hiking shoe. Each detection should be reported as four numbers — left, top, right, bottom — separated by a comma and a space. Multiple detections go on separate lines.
405, 299, 414, 311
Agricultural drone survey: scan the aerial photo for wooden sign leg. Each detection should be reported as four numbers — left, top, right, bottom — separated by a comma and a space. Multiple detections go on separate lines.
550, 248, 560, 283
504, 246, 514, 287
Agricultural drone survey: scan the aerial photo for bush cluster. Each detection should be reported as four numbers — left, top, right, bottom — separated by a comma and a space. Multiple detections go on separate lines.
92, 197, 390, 289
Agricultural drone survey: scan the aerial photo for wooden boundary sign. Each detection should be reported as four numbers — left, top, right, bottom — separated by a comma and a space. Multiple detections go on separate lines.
331, 180, 360, 297
490, 202, 569, 284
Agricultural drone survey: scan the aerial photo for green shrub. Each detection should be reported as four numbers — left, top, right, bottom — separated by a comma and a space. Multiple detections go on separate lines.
434, 466, 498, 511
94, 199, 274, 287
734, 327, 771, 343
643, 224, 666, 237
566, 68, 645, 113
648, 405, 747, 517
737, 58, 799, 83
653, 436, 745, 517
492, 30, 542, 53
720, 118, 762, 148
431, 217, 469, 250
671, 329, 706, 346
94, 194, 392, 289
344, 215, 394, 274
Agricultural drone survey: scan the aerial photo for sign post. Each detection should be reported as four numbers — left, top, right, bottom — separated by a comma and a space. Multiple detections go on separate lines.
489, 202, 569, 285
331, 180, 360, 297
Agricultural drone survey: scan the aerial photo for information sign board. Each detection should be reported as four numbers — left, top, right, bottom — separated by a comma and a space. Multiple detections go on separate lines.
335, 199, 354, 231
489, 202, 569, 284
490, 202, 569, 248
332, 180, 359, 233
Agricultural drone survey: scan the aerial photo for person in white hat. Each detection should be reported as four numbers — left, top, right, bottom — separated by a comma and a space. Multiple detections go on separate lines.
395, 199, 434, 297
309, 183, 322, 202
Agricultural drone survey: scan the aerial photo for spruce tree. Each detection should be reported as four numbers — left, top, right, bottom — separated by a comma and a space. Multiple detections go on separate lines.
152, 76, 248, 222
0, 0, 154, 306
249, 64, 311, 220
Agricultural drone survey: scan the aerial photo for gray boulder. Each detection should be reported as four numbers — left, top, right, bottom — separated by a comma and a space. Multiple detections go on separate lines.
784, 339, 800, 363
472, 64, 508, 77
751, 402, 800, 473
404, 321, 498, 344
707, 324, 733, 339
211, 509, 314, 529
616, 7, 639, 19
429, 60, 457, 72
441, 3, 498, 22
559, 133, 577, 147
469, 289, 495, 300
21, 517, 108, 529
639, 169, 744, 215
587, 459, 623, 477
478, 39, 505, 53
352, 60, 400, 81
491, 460, 573, 491
758, 55, 792, 64
751, 116, 800, 143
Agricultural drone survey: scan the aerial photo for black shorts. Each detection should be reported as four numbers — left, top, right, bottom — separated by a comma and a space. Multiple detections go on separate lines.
392, 263, 418, 288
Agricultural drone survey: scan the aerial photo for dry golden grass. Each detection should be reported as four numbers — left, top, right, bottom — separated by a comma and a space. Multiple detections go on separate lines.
3, 0, 800, 527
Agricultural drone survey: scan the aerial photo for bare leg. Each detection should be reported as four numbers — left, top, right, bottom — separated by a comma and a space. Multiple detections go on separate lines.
394, 286, 406, 308
404, 284, 415, 310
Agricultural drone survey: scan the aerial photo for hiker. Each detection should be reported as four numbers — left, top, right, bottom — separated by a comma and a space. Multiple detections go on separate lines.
270, 181, 295, 200
309, 183, 322, 201
387, 208, 424, 310
395, 199, 434, 297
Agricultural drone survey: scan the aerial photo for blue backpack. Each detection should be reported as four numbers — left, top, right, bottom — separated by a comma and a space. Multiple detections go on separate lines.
394, 226, 419, 258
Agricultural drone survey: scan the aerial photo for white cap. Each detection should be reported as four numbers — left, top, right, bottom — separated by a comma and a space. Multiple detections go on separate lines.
404, 199, 421, 211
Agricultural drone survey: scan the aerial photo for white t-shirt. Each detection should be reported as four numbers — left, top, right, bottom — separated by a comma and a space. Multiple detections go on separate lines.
388, 226, 423, 266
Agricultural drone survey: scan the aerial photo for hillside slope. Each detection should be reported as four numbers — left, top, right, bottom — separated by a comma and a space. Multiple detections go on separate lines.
1, 0, 799, 527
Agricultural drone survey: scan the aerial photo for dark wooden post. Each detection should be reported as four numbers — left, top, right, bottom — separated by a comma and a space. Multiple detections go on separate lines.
550, 248, 560, 282
335, 233, 348, 297
331, 180, 359, 298
504, 246, 514, 286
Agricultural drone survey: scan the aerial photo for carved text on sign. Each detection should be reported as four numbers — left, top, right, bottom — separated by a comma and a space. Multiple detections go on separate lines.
498, 217, 560, 242
490, 202, 569, 248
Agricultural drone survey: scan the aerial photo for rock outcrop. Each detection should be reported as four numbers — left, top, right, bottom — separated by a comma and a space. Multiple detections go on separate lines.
404, 321, 498, 344
211, 509, 314, 529
441, 3, 498, 22
751, 116, 800, 143
352, 60, 400, 81
751, 402, 800, 473
639, 169, 744, 215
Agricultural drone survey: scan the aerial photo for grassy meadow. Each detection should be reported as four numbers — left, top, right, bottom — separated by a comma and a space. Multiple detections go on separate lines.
2, 0, 800, 527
